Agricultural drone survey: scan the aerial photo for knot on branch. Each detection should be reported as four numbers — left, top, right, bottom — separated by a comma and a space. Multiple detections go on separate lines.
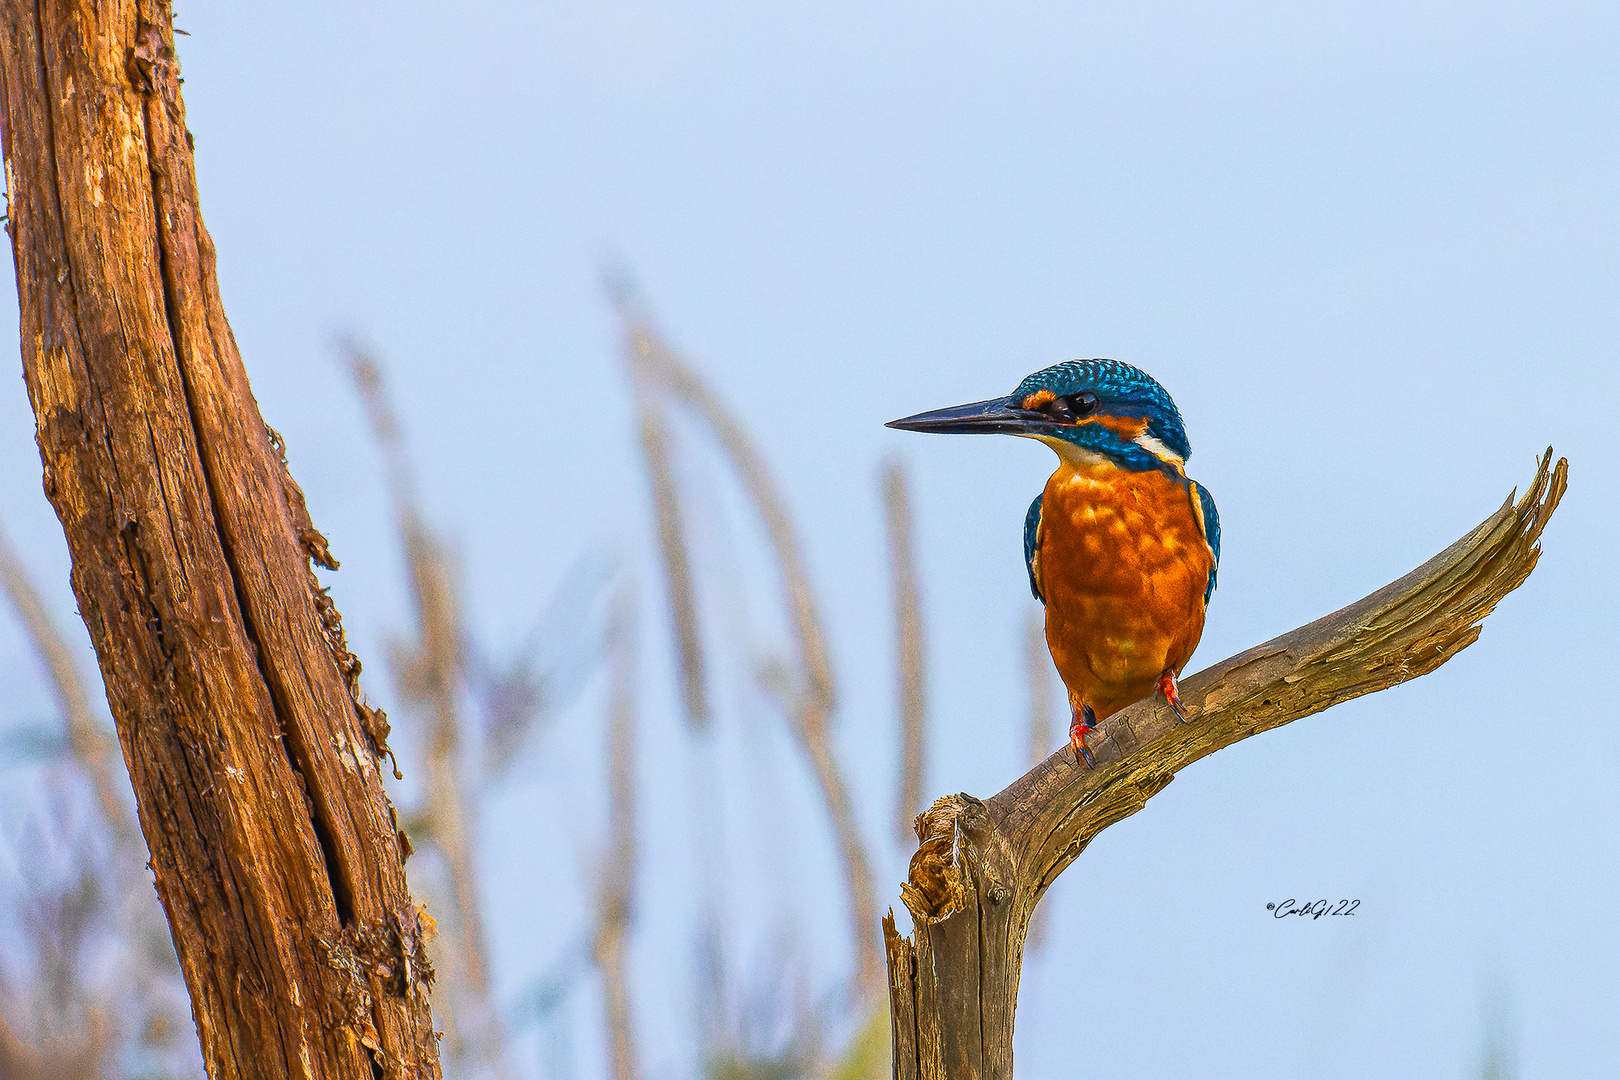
125, 22, 172, 95
901, 794, 1013, 923
901, 795, 967, 920
322, 929, 386, 1062
325, 905, 438, 1061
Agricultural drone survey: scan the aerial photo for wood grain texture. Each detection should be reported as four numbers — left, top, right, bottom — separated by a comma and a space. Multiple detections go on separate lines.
0, 3, 441, 1077
887, 450, 1566, 1079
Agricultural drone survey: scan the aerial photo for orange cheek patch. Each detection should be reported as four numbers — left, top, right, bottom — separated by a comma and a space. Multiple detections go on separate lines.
1021, 389, 1056, 410
1087, 414, 1150, 439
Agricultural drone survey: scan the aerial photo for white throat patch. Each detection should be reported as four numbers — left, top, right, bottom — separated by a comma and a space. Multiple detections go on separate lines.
1024, 432, 1111, 469
1133, 432, 1186, 472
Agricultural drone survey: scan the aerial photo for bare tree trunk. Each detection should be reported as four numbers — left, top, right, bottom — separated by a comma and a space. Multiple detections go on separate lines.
0, 5, 441, 1078
887, 452, 1565, 1079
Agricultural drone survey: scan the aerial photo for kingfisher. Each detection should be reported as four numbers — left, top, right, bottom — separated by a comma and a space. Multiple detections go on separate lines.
887, 359, 1219, 767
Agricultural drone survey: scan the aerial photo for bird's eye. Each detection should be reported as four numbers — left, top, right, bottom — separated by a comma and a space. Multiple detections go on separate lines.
1069, 392, 1099, 415
1046, 392, 1098, 422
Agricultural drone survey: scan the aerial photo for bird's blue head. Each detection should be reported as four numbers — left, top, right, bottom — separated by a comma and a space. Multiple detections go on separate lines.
887, 359, 1192, 473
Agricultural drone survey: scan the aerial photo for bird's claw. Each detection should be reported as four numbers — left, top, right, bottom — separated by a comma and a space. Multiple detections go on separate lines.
1157, 669, 1190, 725
1070, 732, 1093, 769
1069, 704, 1096, 769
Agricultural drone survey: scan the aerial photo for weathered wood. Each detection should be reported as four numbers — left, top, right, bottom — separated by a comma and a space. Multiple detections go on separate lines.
887, 450, 1566, 1079
0, 3, 441, 1077
884, 914, 920, 1080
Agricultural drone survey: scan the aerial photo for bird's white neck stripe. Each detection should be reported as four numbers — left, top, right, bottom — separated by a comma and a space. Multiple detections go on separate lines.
1134, 433, 1186, 471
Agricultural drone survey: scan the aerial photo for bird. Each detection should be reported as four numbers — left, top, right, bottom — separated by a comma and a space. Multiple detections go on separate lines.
887, 359, 1219, 767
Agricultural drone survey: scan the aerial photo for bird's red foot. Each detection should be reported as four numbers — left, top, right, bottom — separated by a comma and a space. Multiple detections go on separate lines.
1157, 669, 1190, 724
1069, 704, 1097, 768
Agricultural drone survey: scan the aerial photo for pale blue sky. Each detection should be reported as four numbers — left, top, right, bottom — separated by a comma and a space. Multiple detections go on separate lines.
1, 2, 1616, 1077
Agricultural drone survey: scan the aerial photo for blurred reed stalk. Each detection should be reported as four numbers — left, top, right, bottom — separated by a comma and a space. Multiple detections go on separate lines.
0, 516, 124, 832
342, 341, 507, 1078
0, 1009, 106, 1080
0, 513, 193, 1077
1022, 608, 1055, 951
594, 584, 642, 1080
634, 379, 710, 730
612, 291, 883, 1001
0, 839, 106, 1075
1022, 610, 1054, 773
882, 458, 928, 847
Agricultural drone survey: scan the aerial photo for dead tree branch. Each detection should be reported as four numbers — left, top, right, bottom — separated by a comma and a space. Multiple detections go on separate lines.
886, 450, 1566, 1080
0, 7, 439, 1077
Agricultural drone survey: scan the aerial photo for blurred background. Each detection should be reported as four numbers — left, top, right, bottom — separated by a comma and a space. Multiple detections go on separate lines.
1, 1, 1616, 1077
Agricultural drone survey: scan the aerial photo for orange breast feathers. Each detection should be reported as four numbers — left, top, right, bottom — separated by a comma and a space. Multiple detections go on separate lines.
1033, 461, 1215, 721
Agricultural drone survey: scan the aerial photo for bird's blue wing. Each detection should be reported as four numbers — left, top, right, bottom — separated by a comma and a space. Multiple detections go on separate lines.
1192, 481, 1221, 604
1024, 493, 1044, 604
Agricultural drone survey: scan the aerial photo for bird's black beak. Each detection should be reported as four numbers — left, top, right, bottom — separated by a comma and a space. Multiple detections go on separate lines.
885, 395, 1053, 435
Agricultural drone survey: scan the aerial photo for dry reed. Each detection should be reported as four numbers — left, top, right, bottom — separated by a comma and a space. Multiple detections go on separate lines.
611, 289, 882, 1000
594, 584, 642, 1080
341, 340, 507, 1079
882, 458, 927, 847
